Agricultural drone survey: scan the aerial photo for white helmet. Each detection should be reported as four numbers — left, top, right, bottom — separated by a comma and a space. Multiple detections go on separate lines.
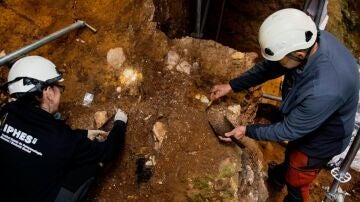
259, 8, 317, 61
7, 56, 63, 96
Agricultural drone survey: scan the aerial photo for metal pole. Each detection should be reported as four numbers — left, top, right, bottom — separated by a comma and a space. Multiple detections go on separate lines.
262, 93, 282, 102
195, 0, 202, 38
200, 0, 210, 34
324, 130, 360, 201
314, 0, 326, 27
303, 0, 312, 11
0, 20, 97, 67
215, 0, 226, 41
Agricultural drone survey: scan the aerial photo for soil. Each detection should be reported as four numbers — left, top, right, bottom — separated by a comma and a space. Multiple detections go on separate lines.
0, 0, 359, 202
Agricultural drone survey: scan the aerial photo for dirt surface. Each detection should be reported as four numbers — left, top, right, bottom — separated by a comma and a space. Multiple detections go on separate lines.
0, 0, 359, 202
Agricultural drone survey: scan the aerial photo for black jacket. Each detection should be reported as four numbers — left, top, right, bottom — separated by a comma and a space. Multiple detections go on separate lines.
0, 100, 126, 201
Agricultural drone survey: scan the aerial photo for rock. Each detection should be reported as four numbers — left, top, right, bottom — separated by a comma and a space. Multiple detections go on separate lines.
0, 50, 6, 57
116, 86, 122, 93
107, 47, 126, 68
227, 105, 241, 114
200, 95, 210, 104
195, 94, 210, 104
152, 121, 167, 151
119, 68, 143, 96
76, 38, 86, 44
94, 111, 108, 129
231, 51, 245, 60
145, 155, 156, 167
165, 50, 180, 70
120, 68, 143, 86
176, 61, 191, 75
214, 178, 230, 191
231, 52, 245, 65
144, 115, 152, 120
245, 165, 254, 185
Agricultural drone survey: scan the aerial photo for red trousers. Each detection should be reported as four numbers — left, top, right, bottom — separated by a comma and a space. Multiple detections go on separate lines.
285, 150, 322, 202
269, 148, 330, 202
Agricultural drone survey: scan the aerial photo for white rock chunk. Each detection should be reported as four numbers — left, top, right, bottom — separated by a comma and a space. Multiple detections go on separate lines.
228, 105, 241, 114
176, 61, 191, 75
107, 47, 126, 68
165, 50, 180, 70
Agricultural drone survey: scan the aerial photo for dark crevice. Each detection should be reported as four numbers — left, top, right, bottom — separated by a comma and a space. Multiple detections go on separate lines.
153, 0, 304, 53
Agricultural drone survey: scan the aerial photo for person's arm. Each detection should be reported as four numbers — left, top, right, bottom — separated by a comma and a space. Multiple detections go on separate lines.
246, 94, 343, 141
229, 60, 287, 92
69, 110, 127, 166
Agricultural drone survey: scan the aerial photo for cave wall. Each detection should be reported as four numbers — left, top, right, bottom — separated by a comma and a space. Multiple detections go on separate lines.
327, 0, 360, 57
153, 0, 195, 38
154, 0, 360, 58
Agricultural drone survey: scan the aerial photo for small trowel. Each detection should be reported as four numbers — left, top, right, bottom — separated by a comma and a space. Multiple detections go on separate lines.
208, 116, 245, 148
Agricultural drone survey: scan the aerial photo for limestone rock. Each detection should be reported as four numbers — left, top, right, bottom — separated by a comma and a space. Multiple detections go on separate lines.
152, 121, 167, 151
227, 105, 241, 114
107, 47, 126, 68
176, 61, 191, 75
116, 86, 122, 93
231, 51, 245, 60
165, 50, 180, 70
231, 52, 245, 65
94, 111, 108, 129
195, 94, 210, 104
0, 50, 5, 57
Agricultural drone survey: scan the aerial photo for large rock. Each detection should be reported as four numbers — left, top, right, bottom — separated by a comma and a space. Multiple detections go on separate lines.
107, 47, 126, 68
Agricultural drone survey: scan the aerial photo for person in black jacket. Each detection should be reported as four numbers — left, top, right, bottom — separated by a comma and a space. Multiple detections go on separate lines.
0, 55, 127, 202
210, 9, 359, 202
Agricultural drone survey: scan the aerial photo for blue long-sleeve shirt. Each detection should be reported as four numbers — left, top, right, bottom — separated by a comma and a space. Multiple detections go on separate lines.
229, 31, 359, 158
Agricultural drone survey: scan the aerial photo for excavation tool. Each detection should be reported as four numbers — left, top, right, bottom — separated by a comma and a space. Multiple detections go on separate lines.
208, 116, 245, 148
0, 20, 97, 67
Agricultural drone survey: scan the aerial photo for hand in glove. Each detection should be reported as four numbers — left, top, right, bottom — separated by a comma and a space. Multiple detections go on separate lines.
114, 108, 128, 123
87, 130, 109, 142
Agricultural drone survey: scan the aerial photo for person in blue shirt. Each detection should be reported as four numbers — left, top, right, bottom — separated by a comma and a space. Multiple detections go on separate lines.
210, 8, 359, 202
